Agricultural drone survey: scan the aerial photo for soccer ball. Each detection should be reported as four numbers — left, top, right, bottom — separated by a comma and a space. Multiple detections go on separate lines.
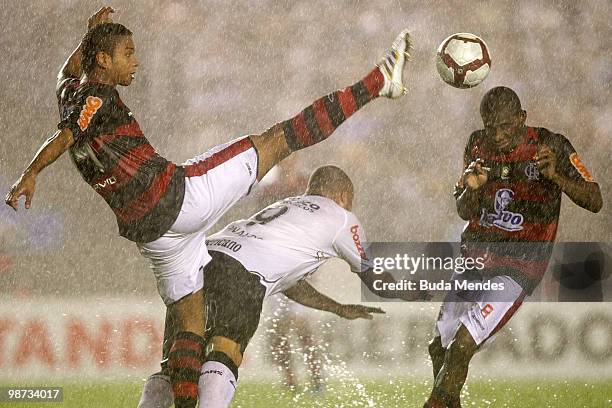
435, 33, 491, 88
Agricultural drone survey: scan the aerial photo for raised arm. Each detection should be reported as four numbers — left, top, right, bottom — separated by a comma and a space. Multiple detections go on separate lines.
455, 150, 489, 221
57, 6, 115, 85
5, 128, 75, 210
283, 280, 384, 320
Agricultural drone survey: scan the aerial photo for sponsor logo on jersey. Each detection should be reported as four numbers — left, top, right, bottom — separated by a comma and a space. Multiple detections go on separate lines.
228, 225, 260, 239
501, 165, 510, 179
93, 176, 117, 190
479, 188, 524, 232
206, 238, 242, 252
481, 303, 494, 318
524, 162, 540, 181
285, 197, 320, 213
203, 369, 224, 376
569, 153, 594, 182
78, 96, 103, 131
350, 225, 368, 260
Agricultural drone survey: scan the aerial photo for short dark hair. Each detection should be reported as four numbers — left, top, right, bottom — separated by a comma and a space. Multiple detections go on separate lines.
81, 23, 132, 74
306, 165, 353, 196
480, 86, 522, 119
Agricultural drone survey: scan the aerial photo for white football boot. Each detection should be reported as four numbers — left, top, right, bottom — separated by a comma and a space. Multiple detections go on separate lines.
378, 29, 412, 99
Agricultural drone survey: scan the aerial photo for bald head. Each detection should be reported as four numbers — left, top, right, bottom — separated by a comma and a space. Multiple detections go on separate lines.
306, 166, 354, 210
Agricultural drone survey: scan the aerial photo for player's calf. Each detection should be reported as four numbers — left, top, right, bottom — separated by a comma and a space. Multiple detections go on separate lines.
426, 326, 477, 408
428, 336, 445, 379
250, 29, 412, 180
198, 336, 243, 408
165, 290, 206, 408
423, 389, 462, 408
167, 331, 206, 408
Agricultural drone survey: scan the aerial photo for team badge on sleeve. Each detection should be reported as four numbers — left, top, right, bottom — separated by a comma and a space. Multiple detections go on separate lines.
78, 96, 103, 131
569, 153, 594, 182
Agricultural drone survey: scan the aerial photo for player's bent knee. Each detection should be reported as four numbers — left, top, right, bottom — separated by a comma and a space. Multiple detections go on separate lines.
207, 336, 243, 368
453, 325, 478, 353
446, 331, 477, 365
249, 125, 292, 181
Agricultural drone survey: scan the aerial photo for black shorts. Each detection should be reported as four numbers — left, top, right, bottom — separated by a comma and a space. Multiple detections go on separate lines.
160, 251, 266, 372
203, 250, 267, 353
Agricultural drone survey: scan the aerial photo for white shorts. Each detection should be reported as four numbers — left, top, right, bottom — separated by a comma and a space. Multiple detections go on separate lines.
137, 137, 258, 305
434, 275, 526, 348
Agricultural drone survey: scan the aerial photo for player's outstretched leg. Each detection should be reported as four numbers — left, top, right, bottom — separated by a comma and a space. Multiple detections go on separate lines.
250, 29, 412, 180
424, 326, 477, 408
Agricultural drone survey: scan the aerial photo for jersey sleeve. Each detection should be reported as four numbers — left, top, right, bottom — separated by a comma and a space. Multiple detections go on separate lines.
545, 131, 596, 183
57, 85, 113, 143
56, 77, 77, 101
332, 211, 373, 273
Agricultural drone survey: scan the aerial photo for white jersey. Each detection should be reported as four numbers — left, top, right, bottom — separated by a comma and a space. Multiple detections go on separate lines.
206, 195, 370, 297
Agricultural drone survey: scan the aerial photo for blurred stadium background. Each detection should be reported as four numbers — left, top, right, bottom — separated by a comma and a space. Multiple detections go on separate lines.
0, 1, 610, 407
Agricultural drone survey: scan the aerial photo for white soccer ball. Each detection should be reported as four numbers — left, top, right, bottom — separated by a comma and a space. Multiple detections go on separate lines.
435, 33, 491, 88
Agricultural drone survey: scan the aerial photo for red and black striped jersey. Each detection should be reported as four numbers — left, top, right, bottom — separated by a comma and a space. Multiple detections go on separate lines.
57, 78, 185, 243
455, 127, 596, 292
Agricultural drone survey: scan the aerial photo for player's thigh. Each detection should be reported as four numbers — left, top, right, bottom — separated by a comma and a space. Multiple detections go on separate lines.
459, 276, 526, 347
435, 290, 470, 349
204, 252, 267, 360
249, 123, 291, 181
177, 137, 259, 233
137, 230, 209, 305
208, 335, 244, 367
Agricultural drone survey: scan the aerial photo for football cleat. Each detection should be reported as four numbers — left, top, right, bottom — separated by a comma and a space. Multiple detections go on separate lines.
378, 29, 412, 99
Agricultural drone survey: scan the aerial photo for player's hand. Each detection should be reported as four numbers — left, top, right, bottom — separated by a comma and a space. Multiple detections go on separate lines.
463, 159, 489, 190
5, 173, 36, 211
335, 304, 385, 320
535, 144, 557, 180
88, 6, 115, 30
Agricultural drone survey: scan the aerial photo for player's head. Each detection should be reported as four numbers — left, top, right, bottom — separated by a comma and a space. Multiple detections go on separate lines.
306, 166, 354, 211
81, 23, 138, 87
480, 86, 527, 153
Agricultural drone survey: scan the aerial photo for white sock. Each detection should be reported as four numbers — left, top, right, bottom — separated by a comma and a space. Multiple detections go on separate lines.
198, 361, 238, 408
137, 373, 173, 408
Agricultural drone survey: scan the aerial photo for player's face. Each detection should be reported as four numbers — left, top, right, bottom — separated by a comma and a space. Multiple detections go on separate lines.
482, 108, 526, 153
109, 36, 139, 87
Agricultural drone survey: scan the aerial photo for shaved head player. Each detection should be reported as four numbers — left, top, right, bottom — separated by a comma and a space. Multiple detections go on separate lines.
137, 165, 427, 408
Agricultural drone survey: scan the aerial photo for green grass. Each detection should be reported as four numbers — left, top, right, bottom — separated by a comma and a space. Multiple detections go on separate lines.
1, 380, 610, 407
